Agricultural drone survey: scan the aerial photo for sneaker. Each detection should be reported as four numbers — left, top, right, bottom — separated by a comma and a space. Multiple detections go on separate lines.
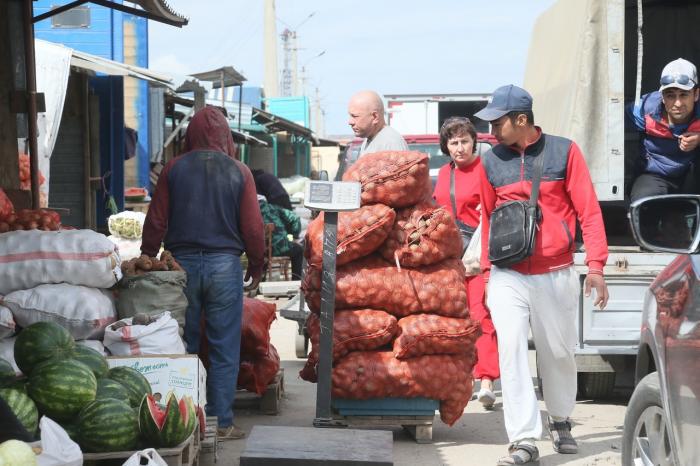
217, 424, 246, 440
477, 387, 496, 410
548, 417, 578, 454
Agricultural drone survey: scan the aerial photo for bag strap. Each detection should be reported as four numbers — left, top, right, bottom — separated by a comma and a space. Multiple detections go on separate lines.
529, 137, 547, 208
450, 163, 459, 217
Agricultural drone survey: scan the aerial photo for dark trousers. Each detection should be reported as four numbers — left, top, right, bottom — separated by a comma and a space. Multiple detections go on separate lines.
287, 242, 303, 280
630, 169, 698, 202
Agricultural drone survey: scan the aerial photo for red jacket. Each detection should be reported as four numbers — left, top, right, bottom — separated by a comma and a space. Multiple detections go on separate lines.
432, 158, 481, 228
479, 129, 607, 279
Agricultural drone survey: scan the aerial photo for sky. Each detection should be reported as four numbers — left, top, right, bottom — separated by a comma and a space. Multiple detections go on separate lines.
149, 0, 559, 137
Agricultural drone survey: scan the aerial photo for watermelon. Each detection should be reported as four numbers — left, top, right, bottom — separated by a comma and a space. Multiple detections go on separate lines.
1, 377, 28, 393
139, 392, 196, 447
125, 187, 148, 202
0, 388, 38, 435
0, 358, 15, 385
59, 422, 79, 442
70, 345, 108, 378
14, 322, 75, 375
106, 366, 151, 408
78, 398, 139, 452
95, 379, 131, 404
28, 359, 96, 421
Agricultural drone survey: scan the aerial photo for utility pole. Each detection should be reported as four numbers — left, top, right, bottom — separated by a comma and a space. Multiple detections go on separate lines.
313, 87, 325, 137
291, 31, 299, 95
263, 0, 279, 98
281, 29, 293, 96
298, 50, 325, 97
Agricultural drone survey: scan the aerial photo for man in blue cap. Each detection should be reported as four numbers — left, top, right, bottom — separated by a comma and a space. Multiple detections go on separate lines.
475, 85, 609, 465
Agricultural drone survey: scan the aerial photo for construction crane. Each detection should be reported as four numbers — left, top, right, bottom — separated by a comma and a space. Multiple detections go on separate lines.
279, 11, 316, 96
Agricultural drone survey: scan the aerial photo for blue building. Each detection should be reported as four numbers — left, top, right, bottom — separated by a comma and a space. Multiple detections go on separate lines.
33, 1, 172, 227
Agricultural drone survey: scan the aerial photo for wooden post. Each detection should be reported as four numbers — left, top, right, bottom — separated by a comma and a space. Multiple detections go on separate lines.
0, 0, 20, 190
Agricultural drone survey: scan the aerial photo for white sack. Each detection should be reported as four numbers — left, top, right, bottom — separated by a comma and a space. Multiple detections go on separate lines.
4, 284, 117, 340
103, 312, 185, 356
36, 416, 83, 466
108, 235, 142, 261
122, 448, 168, 466
0, 303, 15, 339
77, 339, 108, 356
0, 337, 19, 374
0, 229, 122, 295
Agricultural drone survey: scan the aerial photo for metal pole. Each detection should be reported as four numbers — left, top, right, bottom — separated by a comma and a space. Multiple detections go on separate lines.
23, 0, 40, 209
313, 211, 338, 426
237, 84, 243, 131
220, 70, 225, 110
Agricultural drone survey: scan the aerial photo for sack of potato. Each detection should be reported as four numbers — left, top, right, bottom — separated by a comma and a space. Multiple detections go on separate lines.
116, 251, 187, 326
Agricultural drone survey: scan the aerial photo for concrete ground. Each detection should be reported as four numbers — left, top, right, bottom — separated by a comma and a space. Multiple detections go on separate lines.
200, 299, 627, 466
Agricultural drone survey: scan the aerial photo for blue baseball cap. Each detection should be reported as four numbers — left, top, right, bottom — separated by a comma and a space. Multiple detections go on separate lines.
474, 85, 533, 122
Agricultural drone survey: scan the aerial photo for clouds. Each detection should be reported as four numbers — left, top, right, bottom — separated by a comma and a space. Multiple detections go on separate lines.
149, 0, 558, 135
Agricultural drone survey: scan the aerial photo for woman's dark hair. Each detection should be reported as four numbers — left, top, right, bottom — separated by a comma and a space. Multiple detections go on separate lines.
439, 117, 478, 155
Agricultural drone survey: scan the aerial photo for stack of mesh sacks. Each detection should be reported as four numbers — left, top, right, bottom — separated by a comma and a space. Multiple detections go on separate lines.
301, 151, 481, 426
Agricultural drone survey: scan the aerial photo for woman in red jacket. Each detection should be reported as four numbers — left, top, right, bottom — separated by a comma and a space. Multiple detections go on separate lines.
433, 117, 500, 409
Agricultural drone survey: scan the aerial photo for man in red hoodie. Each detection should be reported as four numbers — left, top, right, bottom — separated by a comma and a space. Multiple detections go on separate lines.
142, 107, 265, 440
475, 85, 609, 465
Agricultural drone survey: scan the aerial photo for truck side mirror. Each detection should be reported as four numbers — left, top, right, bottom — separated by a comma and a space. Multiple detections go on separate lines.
628, 195, 700, 253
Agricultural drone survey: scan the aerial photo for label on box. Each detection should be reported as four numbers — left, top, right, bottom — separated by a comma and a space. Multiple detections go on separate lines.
107, 354, 207, 407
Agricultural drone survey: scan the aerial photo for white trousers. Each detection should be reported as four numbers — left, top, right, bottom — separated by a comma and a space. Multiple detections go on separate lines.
487, 266, 580, 443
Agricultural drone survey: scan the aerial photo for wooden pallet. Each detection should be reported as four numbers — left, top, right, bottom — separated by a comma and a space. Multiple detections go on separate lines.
199, 416, 218, 462
83, 431, 200, 466
234, 368, 285, 415
332, 414, 435, 444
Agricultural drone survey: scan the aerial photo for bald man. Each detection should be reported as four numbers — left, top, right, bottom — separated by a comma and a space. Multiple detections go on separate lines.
348, 90, 408, 156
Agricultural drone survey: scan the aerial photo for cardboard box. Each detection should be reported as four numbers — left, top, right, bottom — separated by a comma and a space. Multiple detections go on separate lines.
107, 354, 207, 407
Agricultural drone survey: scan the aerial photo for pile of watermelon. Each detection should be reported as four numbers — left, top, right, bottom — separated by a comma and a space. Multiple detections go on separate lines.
0, 321, 197, 453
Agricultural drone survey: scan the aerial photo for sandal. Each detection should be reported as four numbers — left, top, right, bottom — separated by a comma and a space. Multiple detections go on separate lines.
217, 424, 246, 440
496, 442, 540, 465
548, 417, 578, 454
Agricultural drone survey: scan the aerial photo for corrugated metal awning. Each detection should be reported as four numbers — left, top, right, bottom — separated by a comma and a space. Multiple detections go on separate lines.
33, 0, 188, 27
70, 50, 173, 87
252, 107, 316, 141
190, 66, 247, 88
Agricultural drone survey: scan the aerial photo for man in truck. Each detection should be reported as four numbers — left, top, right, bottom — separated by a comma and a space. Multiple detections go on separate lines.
347, 90, 408, 156
628, 58, 700, 201
475, 85, 609, 465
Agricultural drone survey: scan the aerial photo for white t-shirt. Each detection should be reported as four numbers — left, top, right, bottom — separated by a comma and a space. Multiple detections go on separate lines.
359, 125, 408, 156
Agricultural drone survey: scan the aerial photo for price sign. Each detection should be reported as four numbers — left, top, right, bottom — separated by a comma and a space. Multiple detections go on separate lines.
304, 181, 361, 211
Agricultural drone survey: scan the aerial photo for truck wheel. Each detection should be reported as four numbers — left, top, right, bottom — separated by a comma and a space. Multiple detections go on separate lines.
295, 333, 309, 359
621, 372, 672, 466
577, 372, 616, 399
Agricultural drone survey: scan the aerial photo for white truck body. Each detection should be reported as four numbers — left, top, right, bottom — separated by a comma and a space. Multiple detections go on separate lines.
525, 0, 680, 397
384, 93, 491, 135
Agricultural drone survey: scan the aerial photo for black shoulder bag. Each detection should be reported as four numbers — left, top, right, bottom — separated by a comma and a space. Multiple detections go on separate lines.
450, 163, 477, 255
487, 141, 546, 267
